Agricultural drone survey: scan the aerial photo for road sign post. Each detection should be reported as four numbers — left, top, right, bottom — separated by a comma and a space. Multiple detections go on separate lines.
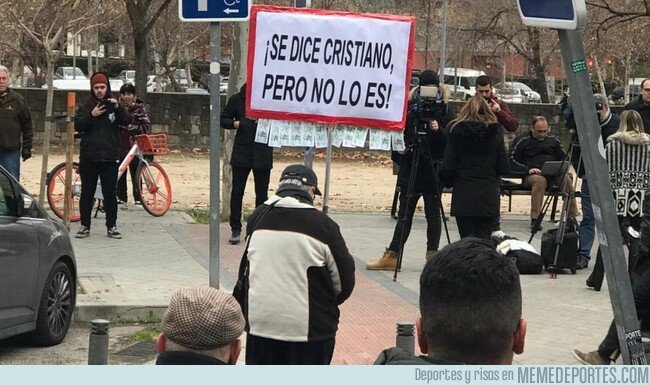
180, 0, 252, 289
517, 0, 646, 365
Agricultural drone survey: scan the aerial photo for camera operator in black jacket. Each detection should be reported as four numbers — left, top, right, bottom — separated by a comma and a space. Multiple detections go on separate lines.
367, 70, 455, 270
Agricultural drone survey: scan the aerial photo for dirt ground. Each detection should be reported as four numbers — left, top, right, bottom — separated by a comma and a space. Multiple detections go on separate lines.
20, 146, 562, 216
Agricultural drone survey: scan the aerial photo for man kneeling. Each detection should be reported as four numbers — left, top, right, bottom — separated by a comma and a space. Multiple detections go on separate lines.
374, 238, 527, 365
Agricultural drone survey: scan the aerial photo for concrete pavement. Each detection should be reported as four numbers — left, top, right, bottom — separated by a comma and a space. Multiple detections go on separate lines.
70, 203, 614, 364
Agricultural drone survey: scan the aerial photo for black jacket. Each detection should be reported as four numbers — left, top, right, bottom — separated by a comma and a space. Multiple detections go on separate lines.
155, 351, 227, 365
373, 347, 462, 365
571, 112, 619, 177
75, 89, 132, 162
440, 121, 509, 217
509, 132, 567, 175
0, 89, 33, 151
624, 97, 650, 134
221, 86, 273, 169
394, 90, 455, 193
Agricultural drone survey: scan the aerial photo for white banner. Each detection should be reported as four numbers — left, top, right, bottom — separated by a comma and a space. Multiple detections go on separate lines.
246, 6, 415, 131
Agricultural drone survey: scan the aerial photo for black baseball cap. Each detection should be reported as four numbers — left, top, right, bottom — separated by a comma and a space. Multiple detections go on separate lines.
279, 164, 322, 196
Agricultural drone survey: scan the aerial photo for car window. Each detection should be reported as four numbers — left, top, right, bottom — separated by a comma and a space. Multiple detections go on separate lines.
0, 173, 18, 217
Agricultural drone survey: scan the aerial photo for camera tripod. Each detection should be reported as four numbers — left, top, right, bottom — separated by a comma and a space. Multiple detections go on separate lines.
393, 123, 451, 282
528, 131, 579, 278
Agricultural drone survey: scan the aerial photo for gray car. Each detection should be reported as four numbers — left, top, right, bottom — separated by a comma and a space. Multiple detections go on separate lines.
0, 166, 76, 346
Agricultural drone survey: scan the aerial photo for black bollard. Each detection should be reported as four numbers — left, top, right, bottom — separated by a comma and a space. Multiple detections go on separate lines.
88, 319, 109, 365
396, 322, 415, 355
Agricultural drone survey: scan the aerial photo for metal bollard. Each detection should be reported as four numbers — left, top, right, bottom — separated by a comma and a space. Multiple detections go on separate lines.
396, 322, 415, 355
88, 319, 110, 365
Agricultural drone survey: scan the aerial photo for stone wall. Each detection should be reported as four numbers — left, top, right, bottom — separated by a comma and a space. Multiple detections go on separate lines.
19, 88, 605, 149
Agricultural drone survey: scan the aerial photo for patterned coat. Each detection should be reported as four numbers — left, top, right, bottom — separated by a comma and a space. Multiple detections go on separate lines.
605, 131, 650, 217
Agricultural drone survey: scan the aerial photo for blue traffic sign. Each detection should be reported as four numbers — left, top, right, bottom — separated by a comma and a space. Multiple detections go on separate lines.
517, 0, 586, 30
179, 0, 251, 22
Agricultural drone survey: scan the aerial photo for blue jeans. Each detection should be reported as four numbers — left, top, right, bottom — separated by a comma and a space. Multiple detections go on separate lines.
0, 149, 20, 180
578, 179, 595, 261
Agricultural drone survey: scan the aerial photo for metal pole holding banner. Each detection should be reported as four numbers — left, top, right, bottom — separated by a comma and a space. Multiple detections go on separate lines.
209, 22, 221, 289
557, 29, 646, 365
323, 126, 333, 215
296, 0, 314, 168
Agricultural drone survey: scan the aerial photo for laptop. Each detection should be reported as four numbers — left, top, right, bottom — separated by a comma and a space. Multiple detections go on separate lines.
541, 161, 570, 177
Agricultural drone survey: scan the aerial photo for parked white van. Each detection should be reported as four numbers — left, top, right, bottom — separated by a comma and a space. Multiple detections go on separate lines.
442, 68, 486, 100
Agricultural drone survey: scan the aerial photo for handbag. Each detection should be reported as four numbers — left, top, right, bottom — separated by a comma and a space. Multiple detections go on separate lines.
232, 200, 279, 310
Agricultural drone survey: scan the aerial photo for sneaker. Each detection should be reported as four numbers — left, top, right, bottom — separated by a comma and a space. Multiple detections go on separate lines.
107, 226, 122, 239
573, 349, 610, 365
116, 198, 125, 205
75, 226, 90, 238
576, 258, 589, 270
229, 229, 241, 245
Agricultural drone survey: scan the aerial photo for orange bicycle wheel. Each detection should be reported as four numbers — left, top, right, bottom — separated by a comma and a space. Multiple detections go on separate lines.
135, 161, 172, 217
47, 162, 81, 222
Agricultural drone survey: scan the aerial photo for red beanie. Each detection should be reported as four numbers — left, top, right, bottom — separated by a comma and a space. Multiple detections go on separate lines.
90, 72, 109, 87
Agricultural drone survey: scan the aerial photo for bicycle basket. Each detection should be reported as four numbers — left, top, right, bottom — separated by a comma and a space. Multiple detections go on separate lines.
136, 134, 169, 155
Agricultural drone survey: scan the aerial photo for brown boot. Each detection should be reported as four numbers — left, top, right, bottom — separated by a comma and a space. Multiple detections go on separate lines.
573, 349, 610, 365
366, 249, 398, 270
425, 249, 437, 262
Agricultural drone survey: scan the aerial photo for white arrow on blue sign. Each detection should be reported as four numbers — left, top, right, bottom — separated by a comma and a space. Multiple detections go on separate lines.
179, 0, 252, 22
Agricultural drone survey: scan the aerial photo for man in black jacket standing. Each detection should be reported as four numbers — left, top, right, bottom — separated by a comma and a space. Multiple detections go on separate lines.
624, 78, 650, 133
221, 83, 273, 244
74, 72, 131, 239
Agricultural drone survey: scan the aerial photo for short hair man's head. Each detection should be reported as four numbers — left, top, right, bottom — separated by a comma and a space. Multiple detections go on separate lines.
157, 287, 245, 364
530, 116, 548, 141
593, 93, 609, 118
417, 238, 526, 364
641, 78, 650, 104
475, 75, 493, 98
0, 65, 10, 94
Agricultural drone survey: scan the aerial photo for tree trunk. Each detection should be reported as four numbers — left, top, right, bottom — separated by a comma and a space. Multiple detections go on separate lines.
38, 59, 55, 205
593, 55, 607, 98
221, 21, 249, 221
527, 28, 550, 103
133, 33, 149, 98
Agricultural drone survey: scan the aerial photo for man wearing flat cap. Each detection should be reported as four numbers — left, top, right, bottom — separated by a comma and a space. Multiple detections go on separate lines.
234, 164, 355, 364
156, 286, 245, 365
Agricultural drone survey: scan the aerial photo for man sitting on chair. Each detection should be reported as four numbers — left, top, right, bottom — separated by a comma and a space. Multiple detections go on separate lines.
510, 116, 579, 230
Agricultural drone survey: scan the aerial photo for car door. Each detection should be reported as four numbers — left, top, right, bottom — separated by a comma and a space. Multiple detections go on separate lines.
0, 170, 39, 330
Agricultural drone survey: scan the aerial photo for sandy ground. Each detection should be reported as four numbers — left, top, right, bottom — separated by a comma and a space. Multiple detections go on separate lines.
19, 147, 567, 217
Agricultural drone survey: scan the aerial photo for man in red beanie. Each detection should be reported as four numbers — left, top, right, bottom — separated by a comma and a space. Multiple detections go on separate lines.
74, 72, 131, 239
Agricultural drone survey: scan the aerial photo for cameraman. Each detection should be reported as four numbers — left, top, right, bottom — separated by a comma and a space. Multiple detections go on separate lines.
367, 70, 455, 270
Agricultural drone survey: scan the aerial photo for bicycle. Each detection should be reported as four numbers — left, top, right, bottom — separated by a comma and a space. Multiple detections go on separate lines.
47, 133, 172, 221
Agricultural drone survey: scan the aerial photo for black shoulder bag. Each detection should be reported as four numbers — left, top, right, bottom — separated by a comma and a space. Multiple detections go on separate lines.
232, 200, 279, 311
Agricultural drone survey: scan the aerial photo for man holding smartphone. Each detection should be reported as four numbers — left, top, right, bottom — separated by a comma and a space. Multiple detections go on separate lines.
74, 72, 131, 239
